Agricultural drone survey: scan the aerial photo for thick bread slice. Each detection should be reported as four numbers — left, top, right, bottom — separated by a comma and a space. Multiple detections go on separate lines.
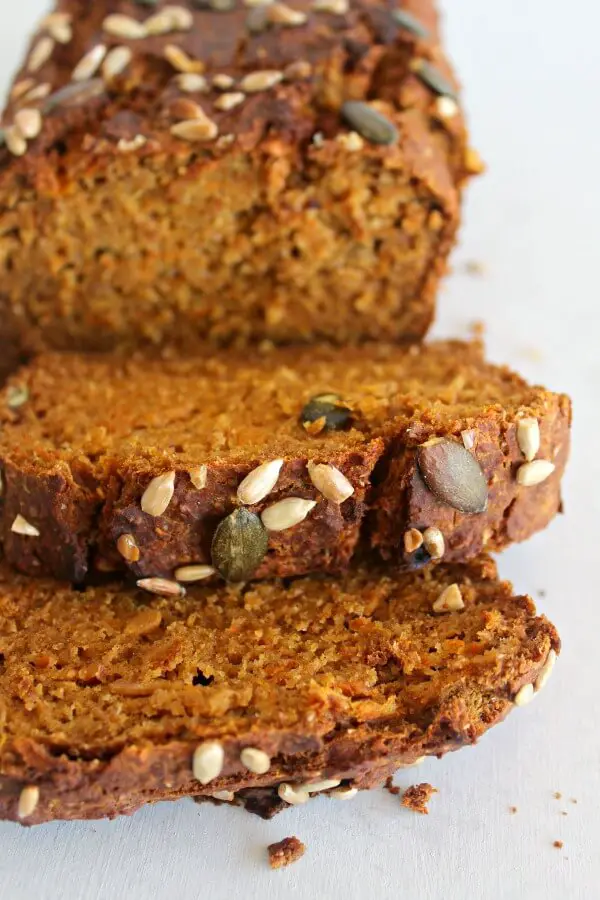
0, 341, 571, 583
0, 556, 559, 825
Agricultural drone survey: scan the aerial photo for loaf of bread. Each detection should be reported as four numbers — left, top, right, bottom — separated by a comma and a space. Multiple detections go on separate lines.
0, 341, 570, 584
0, 555, 559, 825
0, 1, 477, 367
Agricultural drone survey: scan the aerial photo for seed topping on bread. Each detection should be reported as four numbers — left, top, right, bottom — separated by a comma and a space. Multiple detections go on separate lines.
417, 438, 488, 514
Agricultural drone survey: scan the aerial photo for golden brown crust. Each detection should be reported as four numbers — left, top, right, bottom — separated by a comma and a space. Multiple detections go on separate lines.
0, 1, 472, 358
0, 556, 559, 825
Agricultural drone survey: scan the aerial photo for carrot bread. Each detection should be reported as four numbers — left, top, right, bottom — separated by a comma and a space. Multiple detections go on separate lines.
0, 341, 570, 584
0, 1, 477, 366
0, 556, 559, 825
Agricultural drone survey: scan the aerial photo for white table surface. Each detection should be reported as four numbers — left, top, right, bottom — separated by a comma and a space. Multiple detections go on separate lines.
0, 2, 598, 898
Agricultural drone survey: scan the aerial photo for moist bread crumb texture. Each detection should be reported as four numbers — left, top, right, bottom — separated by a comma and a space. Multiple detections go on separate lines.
0, 0, 475, 368
0, 341, 570, 584
0, 556, 558, 825
268, 836, 306, 869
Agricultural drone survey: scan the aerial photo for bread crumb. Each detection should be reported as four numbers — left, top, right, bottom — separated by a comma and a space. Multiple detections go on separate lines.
570, 798, 578, 804
268, 836, 306, 870
560, 811, 568, 816
509, 806, 518, 814
385, 777, 401, 796
401, 783, 438, 815
469, 319, 485, 338
553, 840, 564, 849
553, 791, 562, 800
537, 589, 547, 598
463, 260, 486, 277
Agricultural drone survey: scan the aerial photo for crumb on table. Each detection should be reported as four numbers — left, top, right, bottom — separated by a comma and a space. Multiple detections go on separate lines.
401, 784, 438, 815
553, 840, 564, 849
469, 319, 485, 338
570, 798, 578, 804
553, 792, 562, 800
268, 836, 306, 870
463, 260, 486, 276
509, 806, 518, 814
385, 777, 401, 796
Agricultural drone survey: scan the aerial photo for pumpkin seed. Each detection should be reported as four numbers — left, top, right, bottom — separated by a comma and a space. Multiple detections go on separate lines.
340, 101, 399, 145
211, 508, 268, 582
300, 393, 352, 433
391, 9, 430, 39
416, 439, 488, 514
414, 61, 458, 100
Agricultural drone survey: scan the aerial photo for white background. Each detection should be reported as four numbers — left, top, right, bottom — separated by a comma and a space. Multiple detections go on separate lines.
0, 2, 598, 898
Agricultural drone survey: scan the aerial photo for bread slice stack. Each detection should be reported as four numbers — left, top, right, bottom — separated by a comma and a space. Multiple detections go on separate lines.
0, 1, 567, 826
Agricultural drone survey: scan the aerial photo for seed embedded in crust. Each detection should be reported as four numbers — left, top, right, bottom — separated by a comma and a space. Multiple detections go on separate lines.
3, 127, 26, 157
307, 461, 354, 504
432, 583, 464, 613
102, 14, 147, 39
164, 44, 202, 74
337, 131, 365, 151
27, 37, 55, 73
43, 12, 73, 44
331, 786, 358, 799
141, 471, 176, 517
72, 45, 107, 82
169, 97, 208, 120
117, 135, 147, 153
102, 46, 133, 81
193, 741, 225, 785
417, 439, 488, 514
461, 429, 476, 450
266, 3, 308, 25
171, 118, 219, 142
422, 527, 445, 560
300, 394, 352, 433
189, 465, 208, 489
391, 8, 430, 39
11, 514, 40, 537
434, 96, 459, 120
313, 0, 348, 12
403, 528, 424, 554
278, 783, 310, 805
174, 564, 216, 583
175, 73, 209, 94
7, 384, 29, 408
283, 60, 313, 81
136, 577, 185, 598
215, 92, 246, 111
261, 497, 317, 532
11, 78, 36, 100
535, 649, 557, 692
514, 683, 535, 707
212, 790, 234, 802
211, 508, 269, 582
516, 459, 555, 487
213, 73, 235, 90
240, 747, 271, 774
43, 79, 105, 113
240, 70, 283, 93
517, 417, 541, 462
340, 101, 398, 145
24, 82, 52, 102
301, 778, 342, 793
17, 786, 40, 819
117, 533, 140, 563
237, 459, 284, 505
413, 60, 458, 100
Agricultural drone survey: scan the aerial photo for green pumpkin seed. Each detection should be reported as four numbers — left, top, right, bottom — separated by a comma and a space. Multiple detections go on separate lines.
300, 394, 352, 432
340, 102, 399, 146
416, 439, 488, 514
415, 61, 457, 100
211, 508, 269, 582
391, 9, 430, 40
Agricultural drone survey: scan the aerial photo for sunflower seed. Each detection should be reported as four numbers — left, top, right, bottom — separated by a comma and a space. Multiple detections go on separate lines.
170, 118, 219, 141
169, 97, 207, 119
175, 73, 209, 93
4, 124, 29, 155
6, 384, 29, 408
434, 96, 459, 120
461, 429, 476, 450
337, 131, 365, 151
211, 508, 269, 581
240, 70, 283, 92
300, 394, 352, 432
209, 0, 236, 9
102, 46, 133, 81
11, 79, 35, 99
117, 135, 147, 153
535, 648, 556, 692
331, 786, 358, 799
267, 3, 307, 25
516, 459, 555, 487
432, 584, 464, 613
27, 37, 55, 73
213, 73, 235, 90
422, 526, 445, 560
313, 0, 348, 12
391, 9, 430, 39
514, 683, 535, 707
146, 5, 194, 34
102, 14, 147, 39
416, 439, 488, 514
189, 465, 208, 489
72, 45, 107, 81
414, 60, 458, 100
237, 459, 283, 505
214, 92, 246, 111
174, 564, 216, 582
403, 528, 423, 554
517, 417, 540, 462
240, 747, 271, 774
164, 44, 201, 74
23, 82, 52, 102
140, 471, 176, 517
307, 461, 354, 504
278, 783, 310, 805
283, 60, 313, 80
43, 12, 73, 44
193, 741, 225, 784
301, 778, 341, 793
137, 577, 185, 598
261, 498, 317, 531
212, 790, 234, 801
17, 786, 39, 819
11, 514, 40, 537
117, 533, 140, 562
340, 101, 398, 145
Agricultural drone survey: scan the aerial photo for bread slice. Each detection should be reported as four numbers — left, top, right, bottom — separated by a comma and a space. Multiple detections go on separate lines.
0, 341, 570, 584
0, 556, 558, 825
0, 1, 476, 365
